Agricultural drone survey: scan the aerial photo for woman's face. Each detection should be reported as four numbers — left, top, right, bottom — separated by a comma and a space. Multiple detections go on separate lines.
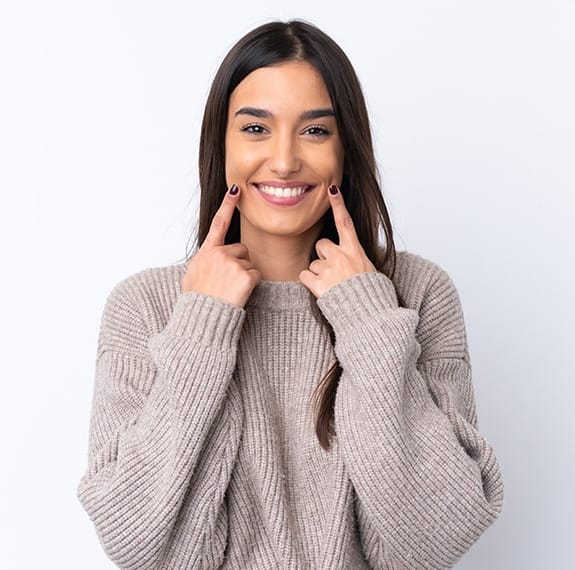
225, 60, 345, 240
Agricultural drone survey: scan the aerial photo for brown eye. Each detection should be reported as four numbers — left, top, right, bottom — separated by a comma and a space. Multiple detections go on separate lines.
306, 126, 330, 137
240, 123, 267, 135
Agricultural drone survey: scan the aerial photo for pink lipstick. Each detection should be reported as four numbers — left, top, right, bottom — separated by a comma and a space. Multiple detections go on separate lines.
252, 182, 316, 207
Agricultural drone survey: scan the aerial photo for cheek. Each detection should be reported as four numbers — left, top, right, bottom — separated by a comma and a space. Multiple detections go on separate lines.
313, 142, 345, 180
225, 140, 261, 180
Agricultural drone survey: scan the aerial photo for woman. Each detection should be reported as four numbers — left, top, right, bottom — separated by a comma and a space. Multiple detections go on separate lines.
77, 19, 504, 569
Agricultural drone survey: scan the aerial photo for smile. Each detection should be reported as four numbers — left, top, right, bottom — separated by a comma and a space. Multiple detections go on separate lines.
252, 183, 316, 206
259, 184, 310, 197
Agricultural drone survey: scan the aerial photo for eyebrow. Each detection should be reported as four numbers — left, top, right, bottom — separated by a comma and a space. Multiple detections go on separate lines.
233, 107, 335, 120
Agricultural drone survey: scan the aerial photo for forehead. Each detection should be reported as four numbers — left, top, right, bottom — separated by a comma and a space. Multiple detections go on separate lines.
228, 61, 332, 115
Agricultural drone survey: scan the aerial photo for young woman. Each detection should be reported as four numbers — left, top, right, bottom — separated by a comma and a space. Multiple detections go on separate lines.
77, 20, 504, 569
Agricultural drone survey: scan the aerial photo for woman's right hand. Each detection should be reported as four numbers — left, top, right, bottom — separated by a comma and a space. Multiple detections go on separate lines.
181, 184, 262, 308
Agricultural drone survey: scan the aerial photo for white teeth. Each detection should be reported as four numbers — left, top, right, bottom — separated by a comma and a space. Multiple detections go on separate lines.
258, 184, 309, 197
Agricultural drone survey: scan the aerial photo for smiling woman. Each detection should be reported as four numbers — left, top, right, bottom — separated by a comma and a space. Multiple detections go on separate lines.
225, 61, 344, 247
77, 19, 504, 570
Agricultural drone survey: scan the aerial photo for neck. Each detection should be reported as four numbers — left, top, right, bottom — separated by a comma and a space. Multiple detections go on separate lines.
239, 216, 323, 282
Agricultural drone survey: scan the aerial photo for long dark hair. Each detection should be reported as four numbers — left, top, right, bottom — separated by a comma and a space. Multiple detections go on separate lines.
177, 19, 404, 451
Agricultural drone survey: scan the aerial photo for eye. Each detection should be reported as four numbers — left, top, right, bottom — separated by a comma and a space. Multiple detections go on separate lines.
305, 125, 331, 138
240, 123, 268, 135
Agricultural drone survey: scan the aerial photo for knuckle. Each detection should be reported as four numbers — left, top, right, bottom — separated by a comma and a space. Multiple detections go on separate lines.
212, 214, 226, 230
239, 271, 252, 287
342, 215, 354, 230
212, 248, 226, 263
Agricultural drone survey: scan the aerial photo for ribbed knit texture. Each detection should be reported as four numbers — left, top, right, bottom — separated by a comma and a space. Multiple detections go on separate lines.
77, 250, 504, 569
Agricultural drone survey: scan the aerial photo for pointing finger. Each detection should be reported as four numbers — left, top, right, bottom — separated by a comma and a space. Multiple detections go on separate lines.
202, 184, 240, 248
328, 184, 359, 249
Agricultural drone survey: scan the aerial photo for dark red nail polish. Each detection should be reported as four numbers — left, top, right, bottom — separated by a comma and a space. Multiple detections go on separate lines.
229, 184, 239, 195
329, 184, 338, 195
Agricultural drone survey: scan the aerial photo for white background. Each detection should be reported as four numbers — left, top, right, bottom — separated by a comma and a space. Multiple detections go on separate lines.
1, 0, 573, 568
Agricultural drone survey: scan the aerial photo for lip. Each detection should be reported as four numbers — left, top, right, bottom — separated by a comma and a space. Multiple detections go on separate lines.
256, 180, 315, 188
252, 183, 316, 206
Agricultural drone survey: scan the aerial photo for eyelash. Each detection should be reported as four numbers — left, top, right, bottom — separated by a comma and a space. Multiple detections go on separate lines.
240, 123, 331, 138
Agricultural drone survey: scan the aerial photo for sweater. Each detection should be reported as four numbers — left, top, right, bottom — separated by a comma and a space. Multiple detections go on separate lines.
76, 249, 504, 569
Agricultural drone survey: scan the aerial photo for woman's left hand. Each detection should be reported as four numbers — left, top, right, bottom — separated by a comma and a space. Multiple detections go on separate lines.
299, 184, 377, 298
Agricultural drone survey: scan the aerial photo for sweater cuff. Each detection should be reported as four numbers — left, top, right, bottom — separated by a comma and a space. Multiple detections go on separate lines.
316, 271, 399, 333
160, 291, 246, 351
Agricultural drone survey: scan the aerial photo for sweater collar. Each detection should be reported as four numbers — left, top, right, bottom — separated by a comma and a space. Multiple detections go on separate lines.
175, 262, 312, 311
246, 279, 312, 311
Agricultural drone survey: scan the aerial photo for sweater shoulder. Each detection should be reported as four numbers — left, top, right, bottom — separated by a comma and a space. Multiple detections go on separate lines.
392, 249, 454, 303
97, 261, 188, 359
393, 250, 469, 361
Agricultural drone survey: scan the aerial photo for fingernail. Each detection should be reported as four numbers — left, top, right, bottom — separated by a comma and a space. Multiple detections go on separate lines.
229, 184, 239, 195
328, 184, 338, 195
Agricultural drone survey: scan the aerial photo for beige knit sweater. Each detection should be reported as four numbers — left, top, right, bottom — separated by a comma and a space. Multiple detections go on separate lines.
76, 249, 504, 569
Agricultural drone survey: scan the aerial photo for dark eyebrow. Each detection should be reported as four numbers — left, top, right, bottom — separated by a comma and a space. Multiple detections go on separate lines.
233, 107, 335, 120
301, 108, 335, 120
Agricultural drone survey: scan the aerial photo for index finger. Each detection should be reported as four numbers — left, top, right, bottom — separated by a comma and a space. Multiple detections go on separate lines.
202, 184, 240, 248
328, 184, 359, 249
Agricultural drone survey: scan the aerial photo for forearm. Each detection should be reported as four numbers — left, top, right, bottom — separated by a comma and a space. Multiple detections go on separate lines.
318, 271, 504, 568
77, 292, 246, 569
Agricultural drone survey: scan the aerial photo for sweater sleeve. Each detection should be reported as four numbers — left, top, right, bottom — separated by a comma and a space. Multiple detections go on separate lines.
316, 269, 504, 569
76, 277, 246, 569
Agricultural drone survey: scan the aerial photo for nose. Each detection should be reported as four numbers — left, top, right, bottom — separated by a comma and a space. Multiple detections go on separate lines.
267, 131, 301, 177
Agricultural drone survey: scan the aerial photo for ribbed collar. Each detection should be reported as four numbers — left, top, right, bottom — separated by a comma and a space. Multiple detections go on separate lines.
175, 262, 312, 311
246, 279, 312, 311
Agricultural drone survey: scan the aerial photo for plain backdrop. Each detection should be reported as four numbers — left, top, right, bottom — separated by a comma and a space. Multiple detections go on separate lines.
1, 0, 573, 568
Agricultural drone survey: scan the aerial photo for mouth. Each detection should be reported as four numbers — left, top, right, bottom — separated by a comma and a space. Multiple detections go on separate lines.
252, 183, 316, 206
